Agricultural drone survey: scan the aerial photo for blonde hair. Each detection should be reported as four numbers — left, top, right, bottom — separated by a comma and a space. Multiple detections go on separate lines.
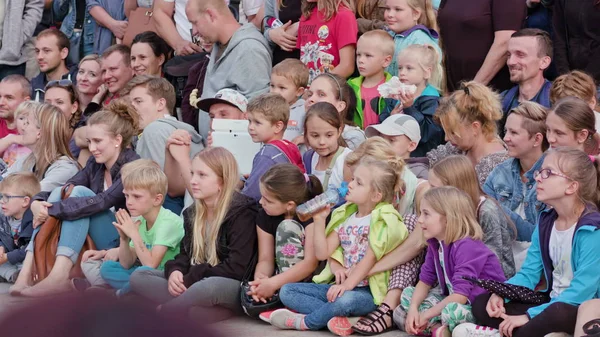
550, 70, 598, 108
79, 54, 101, 68
302, 0, 353, 21
0, 172, 41, 198
406, 0, 438, 32
553, 148, 600, 209
121, 159, 168, 197
358, 156, 404, 204
247, 92, 290, 129
431, 155, 481, 208
272, 59, 309, 89
23, 103, 78, 181
359, 30, 395, 57
87, 99, 139, 149
191, 147, 239, 266
508, 101, 549, 150
399, 44, 444, 90
13, 101, 37, 120
422, 186, 483, 243
346, 137, 406, 195
436, 81, 503, 141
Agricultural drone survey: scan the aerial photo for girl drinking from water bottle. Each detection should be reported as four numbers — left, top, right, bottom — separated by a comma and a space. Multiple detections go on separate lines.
250, 164, 324, 322
269, 156, 408, 336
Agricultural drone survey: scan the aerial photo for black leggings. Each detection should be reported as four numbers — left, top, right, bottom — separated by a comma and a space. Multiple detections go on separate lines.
472, 293, 578, 337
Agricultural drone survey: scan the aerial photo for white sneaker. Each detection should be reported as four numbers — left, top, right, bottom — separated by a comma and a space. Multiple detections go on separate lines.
453, 323, 500, 337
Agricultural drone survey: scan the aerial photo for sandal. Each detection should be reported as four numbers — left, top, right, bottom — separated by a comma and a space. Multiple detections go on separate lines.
352, 303, 394, 336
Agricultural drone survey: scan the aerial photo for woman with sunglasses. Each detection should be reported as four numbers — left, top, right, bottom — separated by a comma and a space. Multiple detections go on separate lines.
44, 80, 91, 166
456, 147, 600, 337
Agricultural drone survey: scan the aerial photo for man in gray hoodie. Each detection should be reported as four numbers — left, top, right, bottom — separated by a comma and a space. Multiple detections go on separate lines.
0, 0, 44, 80
129, 75, 204, 214
186, 0, 272, 141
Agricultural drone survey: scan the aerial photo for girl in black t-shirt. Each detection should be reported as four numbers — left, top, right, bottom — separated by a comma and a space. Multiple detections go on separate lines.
249, 163, 323, 322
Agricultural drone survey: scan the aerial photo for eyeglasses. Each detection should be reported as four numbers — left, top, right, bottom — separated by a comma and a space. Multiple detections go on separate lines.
0, 194, 27, 204
46, 79, 73, 87
533, 168, 573, 181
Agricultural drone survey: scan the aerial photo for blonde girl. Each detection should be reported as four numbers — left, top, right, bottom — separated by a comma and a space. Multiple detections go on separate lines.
345, 137, 429, 335
392, 44, 445, 156
270, 156, 408, 336
0, 102, 34, 168
3, 102, 79, 193
464, 148, 600, 337
384, 0, 441, 76
305, 73, 366, 150
129, 147, 258, 317
428, 81, 509, 186
395, 186, 506, 337
297, 0, 357, 80
76, 54, 103, 113
303, 102, 353, 191
250, 164, 324, 321
429, 155, 516, 278
545, 96, 599, 155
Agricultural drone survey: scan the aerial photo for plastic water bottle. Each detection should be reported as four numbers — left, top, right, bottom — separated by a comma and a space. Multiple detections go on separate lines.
296, 183, 348, 222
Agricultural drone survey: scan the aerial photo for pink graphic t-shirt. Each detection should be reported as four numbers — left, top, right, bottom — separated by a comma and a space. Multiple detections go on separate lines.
297, 5, 358, 81
361, 78, 386, 128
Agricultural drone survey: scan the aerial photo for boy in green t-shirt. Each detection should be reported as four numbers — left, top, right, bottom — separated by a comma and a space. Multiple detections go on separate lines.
78, 159, 184, 296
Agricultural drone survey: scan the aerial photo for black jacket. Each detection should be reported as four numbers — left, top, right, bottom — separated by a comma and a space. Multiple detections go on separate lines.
0, 210, 33, 265
165, 192, 258, 288
553, 0, 600, 82
33, 148, 140, 221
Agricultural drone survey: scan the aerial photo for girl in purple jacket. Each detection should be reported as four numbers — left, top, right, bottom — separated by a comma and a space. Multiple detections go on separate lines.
393, 186, 506, 337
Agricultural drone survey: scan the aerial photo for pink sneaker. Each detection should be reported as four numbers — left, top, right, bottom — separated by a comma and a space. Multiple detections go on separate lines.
452, 323, 500, 337
432, 325, 451, 337
259, 310, 276, 323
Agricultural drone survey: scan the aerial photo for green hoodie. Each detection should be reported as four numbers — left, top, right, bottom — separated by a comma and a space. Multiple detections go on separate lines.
348, 72, 394, 129
312, 202, 408, 305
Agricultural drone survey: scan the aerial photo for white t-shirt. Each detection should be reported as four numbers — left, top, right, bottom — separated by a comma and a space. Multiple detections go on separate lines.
549, 222, 577, 298
310, 147, 352, 191
238, 0, 263, 23
594, 111, 600, 134
336, 212, 371, 286
163, 0, 193, 42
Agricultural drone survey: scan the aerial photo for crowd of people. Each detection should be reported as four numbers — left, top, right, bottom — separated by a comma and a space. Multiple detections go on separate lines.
0, 0, 600, 336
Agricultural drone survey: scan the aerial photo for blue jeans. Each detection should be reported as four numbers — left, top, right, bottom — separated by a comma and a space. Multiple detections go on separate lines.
100, 261, 149, 294
163, 195, 184, 216
280, 283, 377, 330
27, 186, 119, 263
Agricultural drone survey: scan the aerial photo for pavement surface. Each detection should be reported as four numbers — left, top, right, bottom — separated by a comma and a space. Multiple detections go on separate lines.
0, 283, 408, 337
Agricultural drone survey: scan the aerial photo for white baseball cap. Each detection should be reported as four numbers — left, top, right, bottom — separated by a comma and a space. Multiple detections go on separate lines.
196, 88, 248, 113
365, 114, 421, 143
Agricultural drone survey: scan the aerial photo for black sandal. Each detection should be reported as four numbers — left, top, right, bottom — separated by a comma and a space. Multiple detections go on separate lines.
352, 303, 394, 336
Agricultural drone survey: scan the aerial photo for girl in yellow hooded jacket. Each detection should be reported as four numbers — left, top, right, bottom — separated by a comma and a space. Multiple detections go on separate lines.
269, 156, 409, 335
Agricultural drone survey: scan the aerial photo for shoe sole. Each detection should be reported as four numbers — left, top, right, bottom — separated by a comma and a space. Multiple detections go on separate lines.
328, 317, 356, 336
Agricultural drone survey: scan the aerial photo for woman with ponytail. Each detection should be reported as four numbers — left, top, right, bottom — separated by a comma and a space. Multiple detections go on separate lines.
129, 147, 258, 320
428, 81, 509, 186
545, 96, 599, 156
250, 163, 324, 321
11, 100, 140, 297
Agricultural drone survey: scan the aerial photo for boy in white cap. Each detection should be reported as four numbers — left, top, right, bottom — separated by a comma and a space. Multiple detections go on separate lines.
365, 114, 429, 179
196, 88, 248, 120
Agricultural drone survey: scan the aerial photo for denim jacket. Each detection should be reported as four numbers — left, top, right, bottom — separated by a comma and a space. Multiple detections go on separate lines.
53, 0, 94, 48
483, 155, 547, 242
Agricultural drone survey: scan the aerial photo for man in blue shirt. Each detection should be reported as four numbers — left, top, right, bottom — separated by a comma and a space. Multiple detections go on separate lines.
499, 28, 553, 137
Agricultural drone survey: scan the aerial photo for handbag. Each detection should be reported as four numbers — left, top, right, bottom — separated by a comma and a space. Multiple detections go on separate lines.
122, 5, 157, 47
240, 255, 283, 318
33, 184, 96, 281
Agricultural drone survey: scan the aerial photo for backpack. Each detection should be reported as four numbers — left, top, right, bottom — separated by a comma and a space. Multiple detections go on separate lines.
269, 140, 305, 173
302, 147, 345, 188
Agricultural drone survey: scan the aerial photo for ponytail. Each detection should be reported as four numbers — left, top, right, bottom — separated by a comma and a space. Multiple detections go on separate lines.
407, 0, 439, 32
551, 148, 600, 209
260, 164, 324, 209
358, 155, 405, 204
87, 99, 139, 149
